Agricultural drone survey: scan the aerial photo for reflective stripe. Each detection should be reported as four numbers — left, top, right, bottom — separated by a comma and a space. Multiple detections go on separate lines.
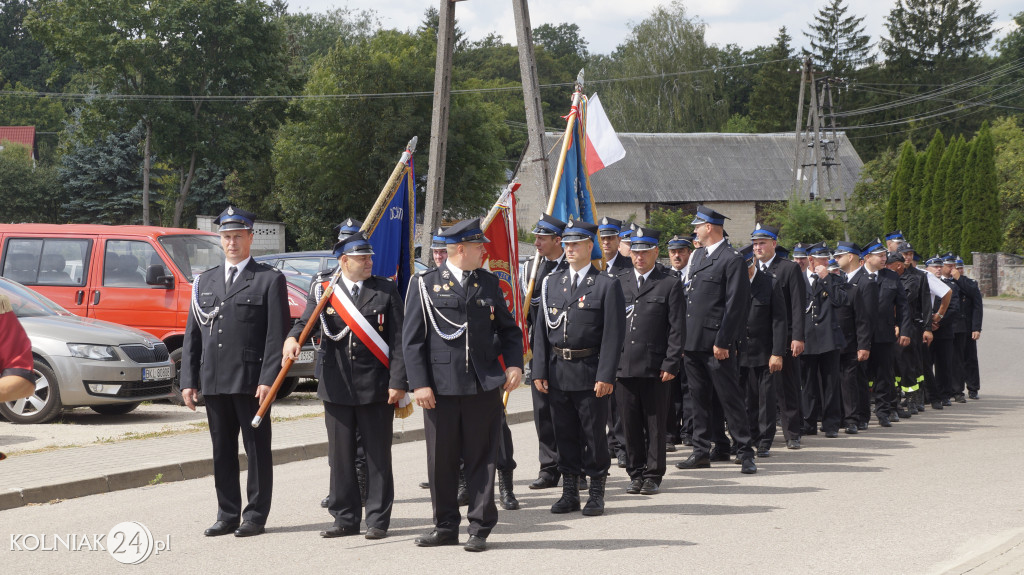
916, 375, 925, 383
868, 380, 874, 388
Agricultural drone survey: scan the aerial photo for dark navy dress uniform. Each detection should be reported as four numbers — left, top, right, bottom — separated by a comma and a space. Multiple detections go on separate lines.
683, 207, 754, 468
736, 246, 788, 452
598, 218, 631, 463
799, 255, 848, 436
956, 260, 983, 396
403, 219, 524, 542
614, 228, 684, 489
832, 242, 874, 431
180, 207, 290, 530
289, 233, 407, 536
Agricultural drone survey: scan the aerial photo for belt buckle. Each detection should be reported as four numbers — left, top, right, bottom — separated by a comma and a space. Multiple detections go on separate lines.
561, 348, 572, 360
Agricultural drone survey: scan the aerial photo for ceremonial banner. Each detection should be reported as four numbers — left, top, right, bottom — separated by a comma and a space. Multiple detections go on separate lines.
551, 95, 602, 261
482, 183, 528, 355
584, 94, 626, 175
365, 158, 416, 298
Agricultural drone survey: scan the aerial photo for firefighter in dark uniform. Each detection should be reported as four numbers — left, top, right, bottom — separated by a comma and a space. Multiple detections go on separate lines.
889, 242, 931, 415
925, 255, 960, 408
613, 227, 684, 495
520, 214, 569, 490
954, 257, 983, 399
832, 242, 874, 434
284, 232, 407, 540
533, 219, 626, 516
676, 206, 755, 474
736, 244, 787, 458
181, 206, 290, 538
943, 253, 971, 403
598, 216, 631, 468
800, 243, 849, 437
403, 218, 524, 553
848, 239, 912, 427
665, 234, 694, 450
750, 224, 806, 450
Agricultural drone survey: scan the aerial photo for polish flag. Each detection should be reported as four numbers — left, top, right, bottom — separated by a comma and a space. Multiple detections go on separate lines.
584, 94, 626, 175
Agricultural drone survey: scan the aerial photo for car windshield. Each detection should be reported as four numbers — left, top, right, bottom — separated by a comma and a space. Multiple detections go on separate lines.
0, 277, 69, 317
158, 235, 224, 282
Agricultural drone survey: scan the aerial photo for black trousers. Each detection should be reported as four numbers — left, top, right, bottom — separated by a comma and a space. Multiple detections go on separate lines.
930, 336, 957, 400
963, 337, 980, 393
496, 412, 516, 472
801, 363, 822, 432
685, 351, 754, 461
424, 388, 502, 538
324, 401, 393, 531
895, 334, 924, 393
953, 332, 969, 395
868, 341, 897, 416
204, 393, 273, 525
606, 386, 627, 457
838, 351, 863, 427
617, 377, 670, 482
775, 352, 803, 443
530, 382, 560, 480
802, 351, 843, 433
549, 387, 611, 478
666, 371, 693, 443
742, 364, 776, 447
919, 340, 935, 402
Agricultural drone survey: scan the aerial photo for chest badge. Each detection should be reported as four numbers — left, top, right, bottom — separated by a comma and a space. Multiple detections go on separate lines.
443, 284, 450, 291
433, 284, 441, 292
326, 307, 336, 315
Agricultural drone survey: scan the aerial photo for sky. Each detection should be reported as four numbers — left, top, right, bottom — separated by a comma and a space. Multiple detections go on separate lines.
286, 0, 1021, 56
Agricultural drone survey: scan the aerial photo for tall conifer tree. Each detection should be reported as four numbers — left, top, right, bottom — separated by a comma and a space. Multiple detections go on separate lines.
886, 140, 917, 233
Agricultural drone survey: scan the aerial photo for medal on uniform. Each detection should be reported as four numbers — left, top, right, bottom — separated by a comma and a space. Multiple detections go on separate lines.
489, 305, 494, 321
578, 295, 586, 308
473, 283, 478, 287
378, 314, 385, 332
433, 284, 441, 292
443, 284, 450, 291
326, 307, 336, 315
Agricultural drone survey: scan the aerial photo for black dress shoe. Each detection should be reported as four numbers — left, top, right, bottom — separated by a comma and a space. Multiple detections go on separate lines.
802, 427, 818, 436
786, 439, 801, 450
414, 530, 459, 547
665, 442, 677, 453
464, 535, 487, 552
709, 448, 731, 462
204, 521, 239, 537
756, 447, 770, 458
675, 454, 711, 469
941, 398, 952, 406
639, 479, 660, 495
931, 401, 944, 410
857, 422, 868, 430
824, 430, 839, 438
364, 527, 387, 540
889, 411, 900, 422
681, 434, 693, 447
234, 521, 265, 538
740, 459, 757, 474
845, 425, 858, 435
626, 479, 643, 494
877, 414, 892, 427
418, 481, 430, 489
320, 525, 358, 538
616, 453, 628, 468
529, 475, 559, 490
968, 391, 979, 399
954, 394, 967, 403
320, 495, 330, 508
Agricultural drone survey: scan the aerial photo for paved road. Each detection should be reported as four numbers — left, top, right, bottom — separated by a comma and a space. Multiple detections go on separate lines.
1, 306, 1023, 574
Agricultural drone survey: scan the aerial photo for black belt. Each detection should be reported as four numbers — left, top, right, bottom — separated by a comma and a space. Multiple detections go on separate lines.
552, 346, 598, 360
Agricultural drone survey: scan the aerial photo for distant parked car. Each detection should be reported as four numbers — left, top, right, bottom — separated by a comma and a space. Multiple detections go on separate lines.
255, 250, 427, 292
0, 276, 175, 423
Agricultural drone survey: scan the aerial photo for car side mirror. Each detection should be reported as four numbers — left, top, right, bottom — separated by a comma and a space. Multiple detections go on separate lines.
146, 265, 174, 288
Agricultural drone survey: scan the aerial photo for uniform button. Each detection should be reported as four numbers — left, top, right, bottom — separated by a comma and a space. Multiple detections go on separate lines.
218, 343, 222, 348
631, 340, 635, 344
218, 315, 223, 319
218, 329, 223, 334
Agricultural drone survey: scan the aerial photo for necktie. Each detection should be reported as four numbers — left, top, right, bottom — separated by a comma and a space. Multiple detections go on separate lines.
227, 266, 237, 287
350, 284, 359, 300
638, 274, 645, 290
760, 263, 767, 273
461, 270, 470, 286
868, 272, 877, 282
571, 273, 579, 293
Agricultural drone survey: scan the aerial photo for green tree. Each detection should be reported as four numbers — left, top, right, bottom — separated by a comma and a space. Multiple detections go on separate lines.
881, 0, 995, 66
886, 140, 916, 232
0, 78, 67, 163
802, 0, 874, 77
748, 27, 800, 132
847, 146, 898, 243
763, 197, 843, 248
59, 123, 148, 225
919, 131, 951, 256
960, 121, 999, 260
990, 116, 1024, 254
647, 207, 694, 257
913, 130, 945, 253
903, 150, 926, 239
0, 143, 63, 223
941, 135, 969, 254
0, 0, 72, 91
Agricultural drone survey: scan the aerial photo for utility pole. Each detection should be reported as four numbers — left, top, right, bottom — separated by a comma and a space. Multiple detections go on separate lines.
792, 57, 809, 192
511, 0, 550, 227
421, 0, 466, 263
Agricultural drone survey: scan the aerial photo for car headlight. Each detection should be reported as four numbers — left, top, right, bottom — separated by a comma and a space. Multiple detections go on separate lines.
67, 343, 120, 361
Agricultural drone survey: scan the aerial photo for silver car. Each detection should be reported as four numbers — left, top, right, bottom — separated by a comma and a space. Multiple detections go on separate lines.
0, 276, 175, 424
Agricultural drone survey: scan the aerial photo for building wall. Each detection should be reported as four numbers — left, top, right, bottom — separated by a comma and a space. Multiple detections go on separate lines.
196, 215, 286, 256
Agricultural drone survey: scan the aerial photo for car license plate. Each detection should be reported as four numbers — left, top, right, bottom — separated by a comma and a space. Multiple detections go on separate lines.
144, 366, 172, 381
297, 350, 314, 363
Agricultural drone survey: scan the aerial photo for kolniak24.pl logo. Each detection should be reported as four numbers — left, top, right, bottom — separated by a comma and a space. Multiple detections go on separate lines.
10, 521, 170, 564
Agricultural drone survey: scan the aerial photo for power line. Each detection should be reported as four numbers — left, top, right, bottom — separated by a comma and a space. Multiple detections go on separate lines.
0, 58, 793, 103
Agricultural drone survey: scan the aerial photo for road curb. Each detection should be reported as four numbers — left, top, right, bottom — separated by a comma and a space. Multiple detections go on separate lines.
983, 303, 1024, 314
0, 406, 535, 512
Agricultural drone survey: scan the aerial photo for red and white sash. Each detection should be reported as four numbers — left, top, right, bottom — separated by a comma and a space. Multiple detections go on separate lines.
326, 282, 390, 368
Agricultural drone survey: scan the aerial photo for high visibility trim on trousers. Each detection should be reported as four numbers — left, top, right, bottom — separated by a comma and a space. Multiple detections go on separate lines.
901, 384, 920, 393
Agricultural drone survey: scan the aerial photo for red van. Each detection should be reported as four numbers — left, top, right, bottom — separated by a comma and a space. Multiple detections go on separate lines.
0, 224, 312, 403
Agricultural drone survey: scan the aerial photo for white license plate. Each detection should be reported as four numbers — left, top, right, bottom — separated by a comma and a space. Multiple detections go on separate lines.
144, 366, 173, 381
297, 350, 314, 363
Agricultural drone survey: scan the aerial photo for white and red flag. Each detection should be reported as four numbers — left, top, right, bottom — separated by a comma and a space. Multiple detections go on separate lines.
584, 93, 626, 175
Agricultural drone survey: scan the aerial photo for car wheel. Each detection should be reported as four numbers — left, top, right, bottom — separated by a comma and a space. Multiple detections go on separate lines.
0, 360, 63, 424
168, 347, 204, 407
89, 402, 141, 416
276, 377, 300, 400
